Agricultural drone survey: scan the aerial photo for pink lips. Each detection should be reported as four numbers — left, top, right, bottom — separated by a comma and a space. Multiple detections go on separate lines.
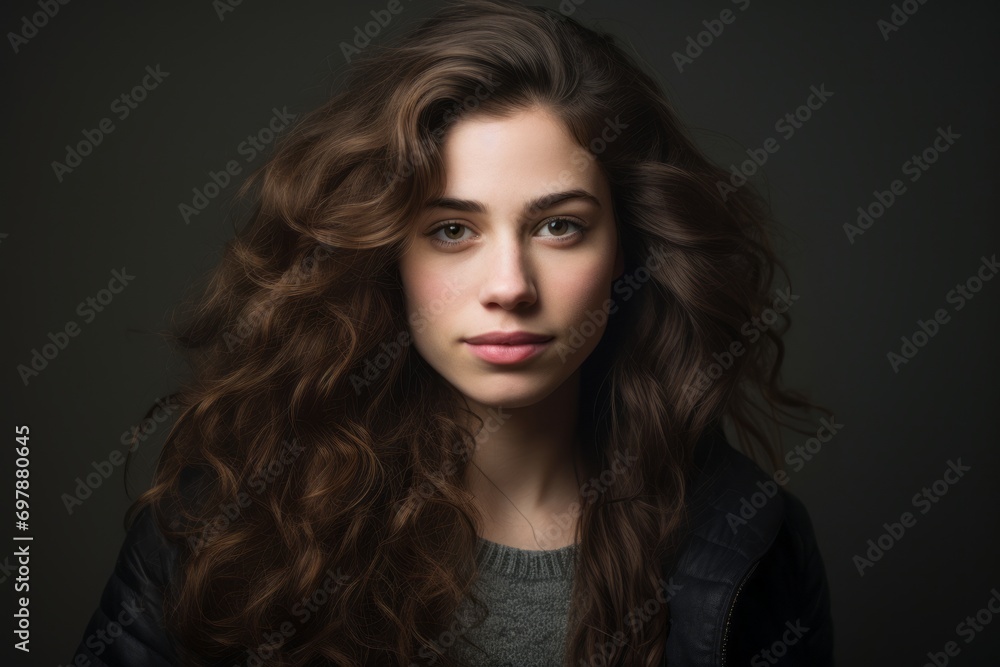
463, 330, 554, 364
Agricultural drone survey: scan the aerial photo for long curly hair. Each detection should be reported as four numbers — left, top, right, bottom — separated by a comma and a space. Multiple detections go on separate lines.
123, 0, 831, 664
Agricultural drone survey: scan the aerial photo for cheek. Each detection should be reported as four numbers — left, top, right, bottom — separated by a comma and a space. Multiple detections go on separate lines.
399, 251, 432, 307
399, 259, 461, 340
550, 252, 616, 309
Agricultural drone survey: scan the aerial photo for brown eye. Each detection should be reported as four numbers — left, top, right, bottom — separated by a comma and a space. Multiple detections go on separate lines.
538, 217, 585, 242
547, 219, 570, 236
427, 222, 475, 248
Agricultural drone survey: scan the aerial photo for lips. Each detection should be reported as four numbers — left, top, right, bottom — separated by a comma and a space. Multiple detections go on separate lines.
463, 331, 554, 345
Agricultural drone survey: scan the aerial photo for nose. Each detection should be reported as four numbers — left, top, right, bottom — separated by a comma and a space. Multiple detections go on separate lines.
478, 236, 537, 310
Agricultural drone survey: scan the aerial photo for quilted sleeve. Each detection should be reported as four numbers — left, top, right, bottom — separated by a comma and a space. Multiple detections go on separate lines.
68, 505, 182, 667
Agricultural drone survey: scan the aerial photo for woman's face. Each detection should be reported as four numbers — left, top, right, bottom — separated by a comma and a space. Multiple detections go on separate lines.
398, 106, 624, 409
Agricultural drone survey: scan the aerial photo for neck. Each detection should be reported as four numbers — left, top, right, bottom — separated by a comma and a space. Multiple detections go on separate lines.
460, 369, 586, 549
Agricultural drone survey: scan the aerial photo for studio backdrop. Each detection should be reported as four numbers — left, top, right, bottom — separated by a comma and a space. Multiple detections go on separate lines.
2, 0, 998, 665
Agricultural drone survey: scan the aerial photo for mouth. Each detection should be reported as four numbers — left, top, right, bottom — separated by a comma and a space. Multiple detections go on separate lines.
461, 331, 555, 365
462, 340, 553, 364
463, 331, 554, 345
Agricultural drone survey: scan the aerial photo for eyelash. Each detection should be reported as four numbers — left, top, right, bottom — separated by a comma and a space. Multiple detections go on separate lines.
425, 217, 586, 248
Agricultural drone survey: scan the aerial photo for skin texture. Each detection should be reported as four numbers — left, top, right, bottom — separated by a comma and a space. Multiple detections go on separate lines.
397, 105, 624, 549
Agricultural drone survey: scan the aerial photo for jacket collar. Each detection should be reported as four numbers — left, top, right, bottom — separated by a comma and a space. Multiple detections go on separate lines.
663, 424, 786, 666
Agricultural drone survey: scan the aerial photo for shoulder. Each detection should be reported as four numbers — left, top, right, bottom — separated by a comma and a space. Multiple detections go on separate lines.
723, 486, 835, 665
682, 427, 789, 563
70, 468, 210, 666
664, 427, 834, 665
70, 504, 181, 666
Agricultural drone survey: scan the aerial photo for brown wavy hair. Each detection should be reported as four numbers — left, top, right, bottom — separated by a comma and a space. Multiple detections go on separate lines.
124, 0, 831, 664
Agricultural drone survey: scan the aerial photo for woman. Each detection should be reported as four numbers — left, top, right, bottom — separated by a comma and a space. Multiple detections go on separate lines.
72, 0, 834, 665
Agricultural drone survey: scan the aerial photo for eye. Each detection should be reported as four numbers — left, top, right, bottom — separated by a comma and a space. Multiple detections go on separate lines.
427, 222, 476, 247
537, 217, 585, 241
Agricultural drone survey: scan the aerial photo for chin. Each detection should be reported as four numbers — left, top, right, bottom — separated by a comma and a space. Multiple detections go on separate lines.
450, 374, 565, 410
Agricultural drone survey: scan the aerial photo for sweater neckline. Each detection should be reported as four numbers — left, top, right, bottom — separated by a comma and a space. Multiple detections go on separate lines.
474, 536, 578, 580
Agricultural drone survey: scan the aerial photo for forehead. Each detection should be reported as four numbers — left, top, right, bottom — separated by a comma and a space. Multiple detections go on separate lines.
436, 107, 607, 201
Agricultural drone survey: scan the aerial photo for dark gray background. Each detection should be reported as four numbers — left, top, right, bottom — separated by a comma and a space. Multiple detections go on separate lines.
2, 0, 998, 665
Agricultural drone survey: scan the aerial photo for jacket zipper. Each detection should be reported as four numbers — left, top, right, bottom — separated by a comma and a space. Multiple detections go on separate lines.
719, 560, 759, 667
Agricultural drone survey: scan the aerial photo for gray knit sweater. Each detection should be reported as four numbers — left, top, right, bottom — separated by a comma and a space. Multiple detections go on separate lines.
444, 537, 579, 667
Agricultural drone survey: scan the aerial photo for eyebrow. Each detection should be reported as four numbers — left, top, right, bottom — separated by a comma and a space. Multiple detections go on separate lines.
423, 188, 602, 219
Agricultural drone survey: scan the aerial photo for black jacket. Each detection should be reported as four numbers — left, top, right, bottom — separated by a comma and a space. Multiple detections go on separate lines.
71, 427, 834, 665
664, 425, 835, 666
